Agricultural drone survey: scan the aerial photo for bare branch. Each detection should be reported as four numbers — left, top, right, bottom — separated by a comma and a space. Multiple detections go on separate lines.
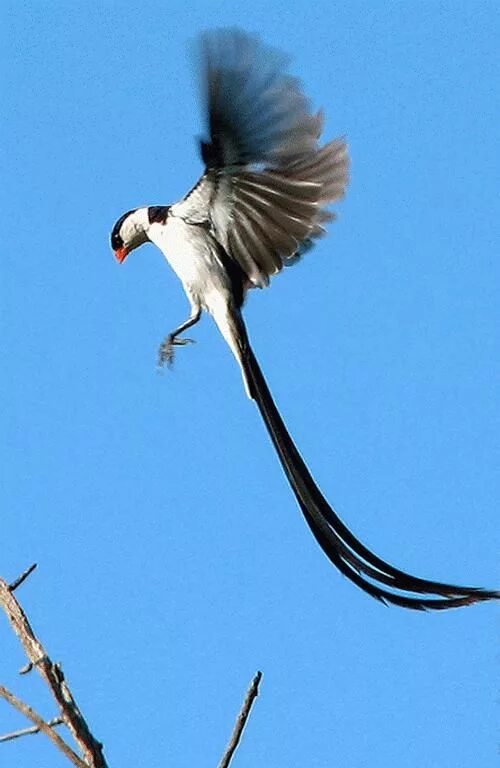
0, 715, 64, 743
0, 570, 108, 767
0, 686, 85, 767
2, 568, 263, 768
218, 671, 262, 768
9, 563, 38, 592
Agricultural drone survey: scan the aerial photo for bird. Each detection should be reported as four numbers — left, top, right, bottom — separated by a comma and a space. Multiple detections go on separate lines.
110, 28, 498, 610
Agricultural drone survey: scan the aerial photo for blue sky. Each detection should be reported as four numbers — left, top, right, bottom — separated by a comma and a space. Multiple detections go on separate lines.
1, 2, 498, 767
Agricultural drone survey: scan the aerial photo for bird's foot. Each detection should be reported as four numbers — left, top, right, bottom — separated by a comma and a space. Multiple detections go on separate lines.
157, 334, 195, 368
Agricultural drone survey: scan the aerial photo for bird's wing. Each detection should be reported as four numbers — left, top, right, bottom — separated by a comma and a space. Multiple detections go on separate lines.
172, 29, 349, 288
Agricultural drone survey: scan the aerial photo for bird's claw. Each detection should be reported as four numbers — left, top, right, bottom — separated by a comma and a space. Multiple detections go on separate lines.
157, 334, 195, 368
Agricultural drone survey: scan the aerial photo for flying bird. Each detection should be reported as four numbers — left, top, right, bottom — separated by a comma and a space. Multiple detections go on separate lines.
111, 29, 498, 610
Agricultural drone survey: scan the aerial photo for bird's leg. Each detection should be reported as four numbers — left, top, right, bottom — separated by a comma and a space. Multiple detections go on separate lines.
158, 306, 201, 368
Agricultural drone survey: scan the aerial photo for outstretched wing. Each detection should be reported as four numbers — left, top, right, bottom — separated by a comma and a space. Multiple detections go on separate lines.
172, 29, 349, 288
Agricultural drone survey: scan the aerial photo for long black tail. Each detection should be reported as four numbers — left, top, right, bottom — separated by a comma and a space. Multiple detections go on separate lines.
236, 324, 498, 610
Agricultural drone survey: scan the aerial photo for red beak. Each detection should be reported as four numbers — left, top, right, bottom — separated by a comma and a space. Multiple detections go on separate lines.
114, 246, 129, 264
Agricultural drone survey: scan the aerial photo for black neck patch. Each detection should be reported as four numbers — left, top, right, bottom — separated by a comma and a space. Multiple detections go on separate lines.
148, 206, 170, 225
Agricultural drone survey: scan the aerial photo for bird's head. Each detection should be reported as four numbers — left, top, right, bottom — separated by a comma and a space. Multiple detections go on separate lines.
110, 207, 149, 263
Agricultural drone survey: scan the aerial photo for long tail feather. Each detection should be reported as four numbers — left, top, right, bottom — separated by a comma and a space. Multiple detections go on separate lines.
235, 321, 498, 610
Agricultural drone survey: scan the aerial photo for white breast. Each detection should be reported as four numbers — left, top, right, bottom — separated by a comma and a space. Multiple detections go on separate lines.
147, 216, 233, 309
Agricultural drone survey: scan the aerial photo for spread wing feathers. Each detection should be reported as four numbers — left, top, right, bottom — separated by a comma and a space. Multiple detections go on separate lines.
284, 139, 349, 203
192, 29, 349, 287
233, 318, 499, 610
206, 141, 349, 287
198, 28, 322, 168
225, 170, 320, 285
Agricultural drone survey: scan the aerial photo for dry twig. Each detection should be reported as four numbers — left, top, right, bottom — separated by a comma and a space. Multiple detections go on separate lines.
218, 671, 262, 768
0, 566, 108, 767
0, 686, 84, 767
2, 566, 263, 767
0, 714, 64, 743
